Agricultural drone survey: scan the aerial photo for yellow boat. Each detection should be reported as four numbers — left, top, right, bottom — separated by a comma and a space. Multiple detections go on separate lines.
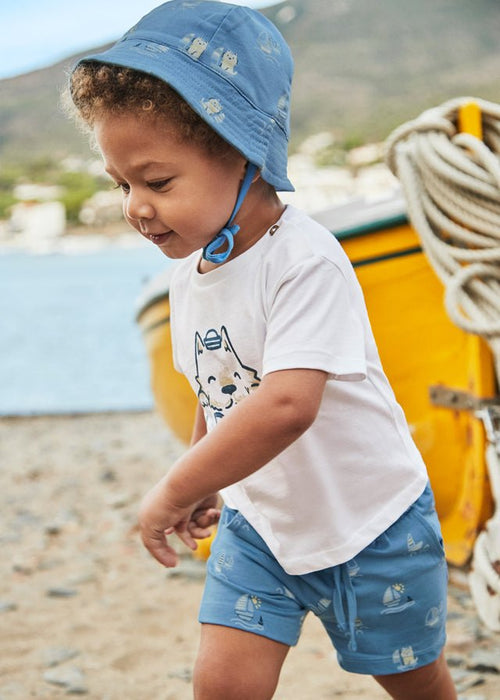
135, 189, 496, 567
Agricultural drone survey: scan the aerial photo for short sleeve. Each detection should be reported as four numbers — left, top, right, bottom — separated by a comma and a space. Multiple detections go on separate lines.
262, 256, 367, 380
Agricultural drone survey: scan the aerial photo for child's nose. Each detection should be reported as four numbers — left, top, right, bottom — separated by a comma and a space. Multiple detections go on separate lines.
125, 189, 155, 222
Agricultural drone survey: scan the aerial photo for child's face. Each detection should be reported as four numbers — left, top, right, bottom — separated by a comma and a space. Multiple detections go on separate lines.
94, 112, 246, 259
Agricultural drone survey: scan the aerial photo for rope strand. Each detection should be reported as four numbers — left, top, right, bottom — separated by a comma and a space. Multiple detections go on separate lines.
385, 97, 500, 380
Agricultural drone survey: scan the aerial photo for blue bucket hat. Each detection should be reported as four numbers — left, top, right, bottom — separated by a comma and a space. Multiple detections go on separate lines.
76, 0, 294, 193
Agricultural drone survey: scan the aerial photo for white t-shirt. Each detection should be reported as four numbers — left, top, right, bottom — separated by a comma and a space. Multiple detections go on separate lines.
170, 205, 427, 575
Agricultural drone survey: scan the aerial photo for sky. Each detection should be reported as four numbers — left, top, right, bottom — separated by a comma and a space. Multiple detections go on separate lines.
0, 0, 281, 80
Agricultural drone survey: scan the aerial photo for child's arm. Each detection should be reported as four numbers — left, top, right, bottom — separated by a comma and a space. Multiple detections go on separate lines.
190, 401, 207, 446
185, 403, 221, 539
139, 367, 327, 566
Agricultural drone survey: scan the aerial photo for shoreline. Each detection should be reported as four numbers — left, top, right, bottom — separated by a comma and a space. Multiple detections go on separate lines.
0, 406, 154, 419
0, 227, 145, 256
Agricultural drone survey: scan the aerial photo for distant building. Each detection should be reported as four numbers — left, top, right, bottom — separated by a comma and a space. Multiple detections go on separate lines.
9, 200, 66, 240
282, 154, 398, 214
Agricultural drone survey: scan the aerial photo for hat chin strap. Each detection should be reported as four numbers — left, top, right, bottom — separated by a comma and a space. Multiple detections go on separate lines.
202, 163, 258, 264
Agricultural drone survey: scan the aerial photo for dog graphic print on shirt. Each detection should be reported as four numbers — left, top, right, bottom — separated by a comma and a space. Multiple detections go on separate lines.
194, 326, 261, 430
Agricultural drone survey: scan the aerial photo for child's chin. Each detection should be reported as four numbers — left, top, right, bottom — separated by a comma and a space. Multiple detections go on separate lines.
158, 245, 191, 260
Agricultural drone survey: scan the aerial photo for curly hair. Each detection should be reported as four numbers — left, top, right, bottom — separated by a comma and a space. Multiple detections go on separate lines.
66, 62, 236, 159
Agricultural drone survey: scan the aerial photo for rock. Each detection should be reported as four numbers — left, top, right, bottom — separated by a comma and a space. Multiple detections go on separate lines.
451, 668, 486, 693
446, 654, 468, 668
42, 647, 80, 668
46, 587, 78, 598
105, 492, 132, 509
44, 509, 81, 535
467, 648, 500, 674
167, 667, 192, 682
43, 666, 88, 694
66, 571, 97, 586
14, 509, 42, 529
12, 559, 36, 575
100, 469, 117, 482
44, 523, 63, 536
37, 557, 65, 571
0, 600, 18, 613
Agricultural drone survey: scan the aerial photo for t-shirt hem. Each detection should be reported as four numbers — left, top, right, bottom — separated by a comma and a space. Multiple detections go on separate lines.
268, 473, 428, 575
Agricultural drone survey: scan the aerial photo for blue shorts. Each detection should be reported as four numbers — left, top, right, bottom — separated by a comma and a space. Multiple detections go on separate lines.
199, 483, 448, 676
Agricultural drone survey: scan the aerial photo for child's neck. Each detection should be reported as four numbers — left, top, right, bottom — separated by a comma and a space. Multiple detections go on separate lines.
199, 183, 285, 273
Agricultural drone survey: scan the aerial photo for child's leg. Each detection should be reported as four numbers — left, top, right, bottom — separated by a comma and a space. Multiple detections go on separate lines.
193, 623, 290, 700
195, 508, 307, 698
373, 651, 457, 700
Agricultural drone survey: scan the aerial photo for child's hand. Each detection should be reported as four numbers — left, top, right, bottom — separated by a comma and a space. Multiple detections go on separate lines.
138, 478, 219, 568
187, 495, 221, 539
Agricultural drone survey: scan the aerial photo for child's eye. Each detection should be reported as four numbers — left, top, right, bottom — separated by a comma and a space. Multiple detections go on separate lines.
148, 179, 171, 191
113, 183, 130, 194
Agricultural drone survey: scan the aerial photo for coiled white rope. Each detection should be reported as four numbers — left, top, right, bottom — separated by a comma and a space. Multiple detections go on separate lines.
469, 439, 500, 631
385, 96, 500, 381
386, 98, 500, 629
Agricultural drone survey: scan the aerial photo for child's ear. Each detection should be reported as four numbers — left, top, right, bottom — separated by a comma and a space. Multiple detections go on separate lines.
240, 161, 260, 183
251, 168, 261, 184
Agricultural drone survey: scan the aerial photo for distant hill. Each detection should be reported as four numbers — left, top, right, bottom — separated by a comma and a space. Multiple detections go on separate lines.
0, 45, 111, 165
1, 0, 499, 164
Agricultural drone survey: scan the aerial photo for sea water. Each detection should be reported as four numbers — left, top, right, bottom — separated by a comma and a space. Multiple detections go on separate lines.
0, 243, 171, 415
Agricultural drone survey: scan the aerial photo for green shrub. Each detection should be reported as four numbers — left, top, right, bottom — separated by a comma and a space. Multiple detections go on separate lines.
56, 171, 102, 223
0, 191, 17, 219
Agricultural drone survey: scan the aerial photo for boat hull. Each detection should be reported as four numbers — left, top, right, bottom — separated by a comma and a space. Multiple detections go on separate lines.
339, 220, 495, 566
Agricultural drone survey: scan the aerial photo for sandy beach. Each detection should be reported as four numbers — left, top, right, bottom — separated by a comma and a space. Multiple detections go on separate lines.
1, 410, 500, 699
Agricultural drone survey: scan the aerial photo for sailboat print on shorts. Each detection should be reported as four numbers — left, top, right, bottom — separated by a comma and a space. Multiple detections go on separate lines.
407, 532, 425, 553
425, 604, 443, 628
380, 582, 415, 614
232, 594, 265, 631
214, 551, 234, 578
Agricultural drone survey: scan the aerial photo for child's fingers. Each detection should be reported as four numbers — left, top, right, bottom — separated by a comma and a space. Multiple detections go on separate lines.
188, 524, 213, 539
187, 507, 220, 539
141, 529, 179, 568
191, 508, 221, 529
173, 524, 198, 552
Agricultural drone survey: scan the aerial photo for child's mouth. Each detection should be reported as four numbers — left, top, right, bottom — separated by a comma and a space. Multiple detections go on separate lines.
146, 231, 171, 245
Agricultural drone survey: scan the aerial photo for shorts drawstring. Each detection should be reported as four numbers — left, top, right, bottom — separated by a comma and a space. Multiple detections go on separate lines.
332, 563, 358, 652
